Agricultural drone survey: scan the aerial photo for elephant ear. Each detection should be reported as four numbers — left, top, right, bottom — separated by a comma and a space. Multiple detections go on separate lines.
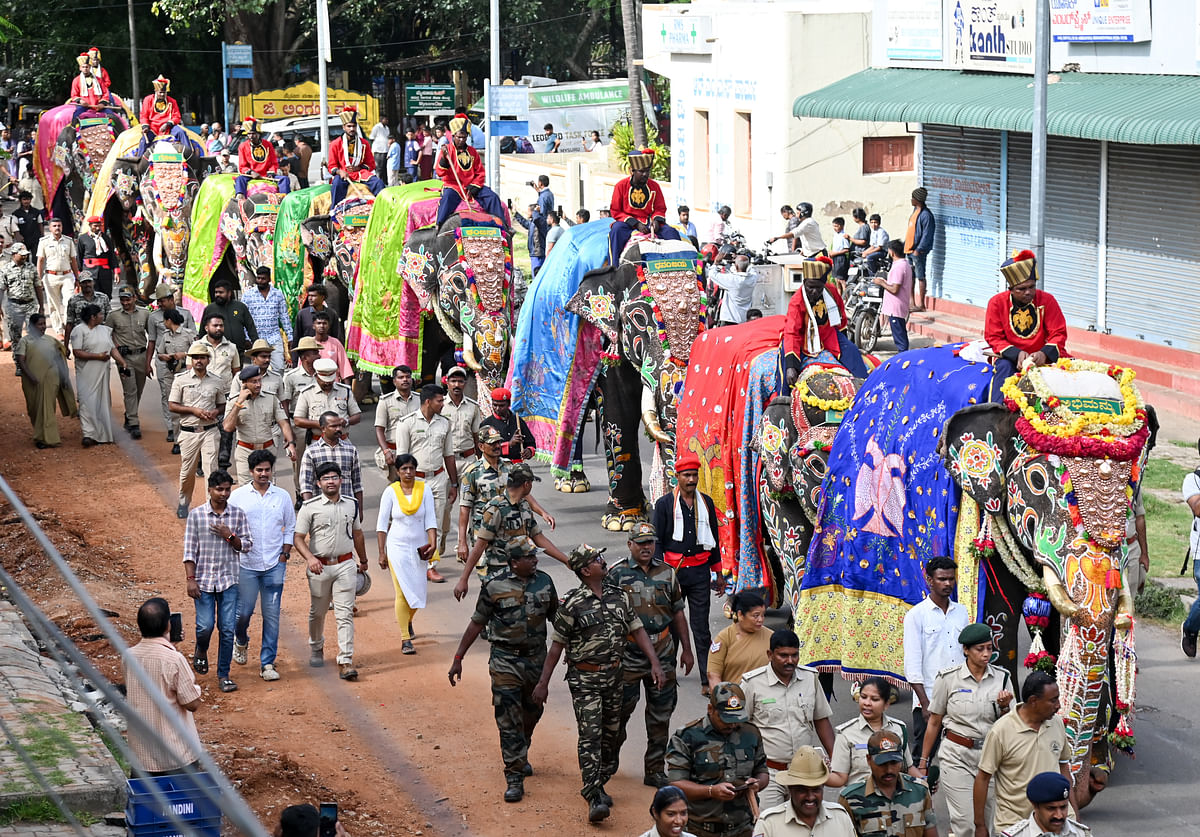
755, 396, 797, 496
941, 403, 1019, 516
300, 216, 333, 261
567, 265, 624, 343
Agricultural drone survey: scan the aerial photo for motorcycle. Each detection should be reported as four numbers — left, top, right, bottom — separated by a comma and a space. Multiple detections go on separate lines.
845, 251, 893, 353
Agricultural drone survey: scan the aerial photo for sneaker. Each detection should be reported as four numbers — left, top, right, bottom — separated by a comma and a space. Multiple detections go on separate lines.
192, 655, 208, 675
309, 651, 324, 668
339, 663, 359, 681
504, 779, 524, 803
587, 799, 610, 823
260, 665, 280, 681
1183, 626, 1197, 659
233, 641, 248, 665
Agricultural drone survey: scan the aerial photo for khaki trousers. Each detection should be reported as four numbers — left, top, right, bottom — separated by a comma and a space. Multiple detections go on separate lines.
178, 427, 218, 506
425, 470, 448, 565
306, 558, 357, 664
234, 440, 278, 485
940, 738, 994, 837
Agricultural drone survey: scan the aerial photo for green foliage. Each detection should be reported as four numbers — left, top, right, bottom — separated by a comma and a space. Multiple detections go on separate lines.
1143, 492, 1192, 579
0, 798, 66, 825
611, 116, 670, 180
1140, 458, 1190, 492
1134, 580, 1186, 623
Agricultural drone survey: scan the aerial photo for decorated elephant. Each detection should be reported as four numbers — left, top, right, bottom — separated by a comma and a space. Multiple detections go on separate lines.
298, 185, 376, 318
560, 238, 707, 529
35, 103, 130, 232
218, 181, 285, 289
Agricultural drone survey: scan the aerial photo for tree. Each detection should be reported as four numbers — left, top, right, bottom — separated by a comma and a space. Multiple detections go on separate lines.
620, 0, 646, 148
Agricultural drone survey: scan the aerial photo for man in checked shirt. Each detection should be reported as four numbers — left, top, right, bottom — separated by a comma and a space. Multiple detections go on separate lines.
183, 469, 253, 694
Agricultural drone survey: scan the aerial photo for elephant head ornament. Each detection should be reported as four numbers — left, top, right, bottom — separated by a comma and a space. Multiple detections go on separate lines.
219, 184, 284, 288
300, 195, 374, 306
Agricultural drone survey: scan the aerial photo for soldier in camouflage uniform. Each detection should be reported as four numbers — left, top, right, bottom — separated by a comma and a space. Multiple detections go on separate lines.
609, 521, 696, 788
454, 463, 568, 601
666, 682, 768, 837
0, 243, 42, 346
456, 426, 510, 555
533, 544, 666, 823
448, 536, 558, 803
836, 730, 937, 837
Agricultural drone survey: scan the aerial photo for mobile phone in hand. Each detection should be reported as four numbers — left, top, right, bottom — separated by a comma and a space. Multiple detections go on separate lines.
169, 612, 183, 644
319, 802, 337, 837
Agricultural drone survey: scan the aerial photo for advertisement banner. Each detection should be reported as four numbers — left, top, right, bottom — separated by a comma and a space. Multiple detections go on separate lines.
946, 0, 1034, 73
1050, 0, 1150, 42
886, 0, 945, 60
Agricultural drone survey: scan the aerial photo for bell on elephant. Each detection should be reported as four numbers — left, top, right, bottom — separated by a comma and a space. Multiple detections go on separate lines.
606, 148, 681, 265
781, 255, 871, 384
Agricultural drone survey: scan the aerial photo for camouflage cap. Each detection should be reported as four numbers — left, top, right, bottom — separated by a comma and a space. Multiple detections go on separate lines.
710, 681, 749, 723
478, 425, 503, 445
507, 463, 541, 484
628, 521, 657, 543
506, 536, 538, 561
567, 544, 606, 574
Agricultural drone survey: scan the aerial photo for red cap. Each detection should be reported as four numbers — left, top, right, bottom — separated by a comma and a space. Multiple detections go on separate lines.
491, 387, 512, 401
814, 254, 833, 267
86, 215, 102, 224
674, 454, 701, 473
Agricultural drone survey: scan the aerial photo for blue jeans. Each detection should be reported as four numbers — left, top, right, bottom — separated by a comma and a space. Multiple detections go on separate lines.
1184, 558, 1200, 636
530, 256, 544, 277
195, 586, 238, 679
235, 563, 286, 667
835, 331, 871, 379
889, 316, 910, 353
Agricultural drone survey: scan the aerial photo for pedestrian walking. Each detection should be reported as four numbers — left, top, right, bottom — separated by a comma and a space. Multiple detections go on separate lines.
917, 623, 1013, 837
201, 279, 257, 352
387, 135, 402, 186
479, 386, 536, 461
640, 786, 694, 837
455, 426, 512, 562
394, 384, 458, 583
293, 359, 362, 441
70, 304, 126, 446
448, 535, 558, 802
238, 338, 283, 399
76, 215, 117, 298
35, 217, 79, 334
666, 681, 768, 837
1182, 445, 1200, 658
837, 730, 937, 837
752, 748, 857, 837
64, 268, 110, 350
183, 469, 252, 694
534, 544, 665, 822
652, 454, 724, 695
828, 677, 917, 790
169, 341, 226, 518
298, 412, 364, 517
243, 266, 292, 372
222, 365, 295, 485
14, 312, 76, 448
293, 461, 368, 680
441, 365, 481, 551
281, 336, 322, 500
372, 364, 420, 477
610, 521, 696, 789
228, 450, 294, 682
106, 285, 152, 439
999, 773, 1090, 837
148, 284, 196, 447
376, 454, 438, 654
740, 629, 836, 809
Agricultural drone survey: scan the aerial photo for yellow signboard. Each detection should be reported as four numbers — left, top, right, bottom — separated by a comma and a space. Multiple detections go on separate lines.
239, 81, 379, 126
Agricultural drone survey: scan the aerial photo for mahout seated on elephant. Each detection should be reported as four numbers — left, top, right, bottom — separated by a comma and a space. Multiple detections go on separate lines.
781, 255, 870, 385
606, 148, 680, 266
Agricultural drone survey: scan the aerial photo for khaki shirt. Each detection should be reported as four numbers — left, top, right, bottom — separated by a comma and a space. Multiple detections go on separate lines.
979, 710, 1069, 831
293, 381, 360, 425
740, 663, 833, 763
295, 494, 361, 559
753, 801, 858, 837
929, 663, 1012, 743
831, 715, 912, 787
105, 306, 151, 351
228, 368, 282, 400
168, 369, 226, 428
373, 390, 420, 438
279, 365, 315, 411
394, 411, 452, 473
443, 395, 481, 454
37, 234, 75, 273
148, 307, 197, 349
202, 337, 241, 389
1000, 813, 1090, 837
224, 391, 287, 444
155, 325, 197, 365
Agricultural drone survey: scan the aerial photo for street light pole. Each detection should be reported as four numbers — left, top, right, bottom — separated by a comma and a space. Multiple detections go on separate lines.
1030, 0, 1049, 288
317, 0, 331, 167
126, 0, 140, 102
486, 0, 499, 191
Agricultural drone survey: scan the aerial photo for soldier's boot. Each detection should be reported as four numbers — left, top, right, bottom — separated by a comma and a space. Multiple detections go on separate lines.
643, 773, 669, 788
598, 789, 613, 808
504, 776, 524, 803
587, 798, 610, 823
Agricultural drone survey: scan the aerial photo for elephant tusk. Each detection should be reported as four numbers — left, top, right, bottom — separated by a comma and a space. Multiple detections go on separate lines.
461, 335, 482, 372
640, 387, 671, 444
1042, 565, 1079, 621
1115, 574, 1135, 630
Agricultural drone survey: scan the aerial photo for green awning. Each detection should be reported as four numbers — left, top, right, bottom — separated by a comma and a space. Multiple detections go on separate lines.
792, 68, 1200, 145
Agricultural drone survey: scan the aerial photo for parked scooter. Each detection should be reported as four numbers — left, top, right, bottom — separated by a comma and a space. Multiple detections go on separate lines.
845, 252, 893, 353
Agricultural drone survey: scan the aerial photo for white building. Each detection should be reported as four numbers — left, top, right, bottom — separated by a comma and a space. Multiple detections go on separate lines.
642, 0, 917, 265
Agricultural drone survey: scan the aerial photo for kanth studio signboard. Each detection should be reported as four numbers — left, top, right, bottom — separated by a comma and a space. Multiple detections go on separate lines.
946, 0, 1035, 72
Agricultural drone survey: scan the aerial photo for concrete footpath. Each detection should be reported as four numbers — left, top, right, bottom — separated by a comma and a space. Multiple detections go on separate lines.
0, 601, 125, 835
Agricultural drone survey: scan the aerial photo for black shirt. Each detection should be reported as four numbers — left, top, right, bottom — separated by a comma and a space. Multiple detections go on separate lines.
480, 411, 536, 460
651, 491, 720, 566
13, 206, 42, 248
292, 304, 344, 347
200, 299, 258, 350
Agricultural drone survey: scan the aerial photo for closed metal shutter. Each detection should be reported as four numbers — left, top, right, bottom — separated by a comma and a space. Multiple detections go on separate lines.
923, 126, 1003, 307
1106, 144, 1200, 352
1006, 135, 1102, 329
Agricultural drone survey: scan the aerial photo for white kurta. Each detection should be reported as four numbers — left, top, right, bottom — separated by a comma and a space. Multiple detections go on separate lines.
375, 481, 437, 608
71, 323, 115, 443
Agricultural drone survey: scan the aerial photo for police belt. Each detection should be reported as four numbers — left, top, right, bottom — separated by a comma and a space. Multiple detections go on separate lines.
8, 297, 32, 305
765, 759, 790, 771
943, 730, 983, 750
415, 467, 444, 478
692, 820, 749, 835
179, 424, 218, 432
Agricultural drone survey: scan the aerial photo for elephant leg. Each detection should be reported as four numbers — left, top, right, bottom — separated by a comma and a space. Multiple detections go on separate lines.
597, 364, 647, 530
980, 553, 1027, 683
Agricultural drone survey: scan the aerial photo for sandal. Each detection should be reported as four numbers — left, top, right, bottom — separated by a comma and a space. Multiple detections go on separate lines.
219, 678, 238, 693
192, 656, 208, 675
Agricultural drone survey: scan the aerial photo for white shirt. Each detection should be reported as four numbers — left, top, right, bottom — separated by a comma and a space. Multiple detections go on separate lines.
369, 122, 390, 154
1185, 471, 1200, 558
711, 268, 757, 324
903, 596, 968, 706
229, 482, 296, 571
795, 218, 826, 257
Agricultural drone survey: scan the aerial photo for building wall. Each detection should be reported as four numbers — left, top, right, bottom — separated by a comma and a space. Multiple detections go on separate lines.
644, 2, 915, 251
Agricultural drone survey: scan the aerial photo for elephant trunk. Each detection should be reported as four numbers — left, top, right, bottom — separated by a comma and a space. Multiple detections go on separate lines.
641, 386, 671, 444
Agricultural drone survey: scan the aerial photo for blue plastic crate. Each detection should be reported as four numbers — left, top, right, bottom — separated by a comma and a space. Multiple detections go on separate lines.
125, 772, 223, 829
126, 815, 221, 837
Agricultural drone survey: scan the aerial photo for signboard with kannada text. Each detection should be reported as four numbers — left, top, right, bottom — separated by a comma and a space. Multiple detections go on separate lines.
238, 81, 379, 126
946, 0, 1034, 73
225, 44, 253, 66
488, 85, 529, 118
405, 84, 456, 112
1050, 0, 1150, 42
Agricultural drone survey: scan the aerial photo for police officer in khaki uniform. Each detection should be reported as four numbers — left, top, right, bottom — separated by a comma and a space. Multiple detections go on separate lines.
373, 364, 419, 475
280, 336, 321, 499
919, 622, 1013, 837
169, 341, 226, 518
293, 358, 362, 437
741, 629, 836, 809
666, 681, 769, 837
236, 338, 283, 399
441, 365, 481, 548
1000, 773, 1090, 837
292, 460, 368, 681
200, 312, 242, 389
223, 365, 296, 484
106, 285, 151, 438
395, 384, 457, 582
753, 748, 857, 837
148, 283, 196, 447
